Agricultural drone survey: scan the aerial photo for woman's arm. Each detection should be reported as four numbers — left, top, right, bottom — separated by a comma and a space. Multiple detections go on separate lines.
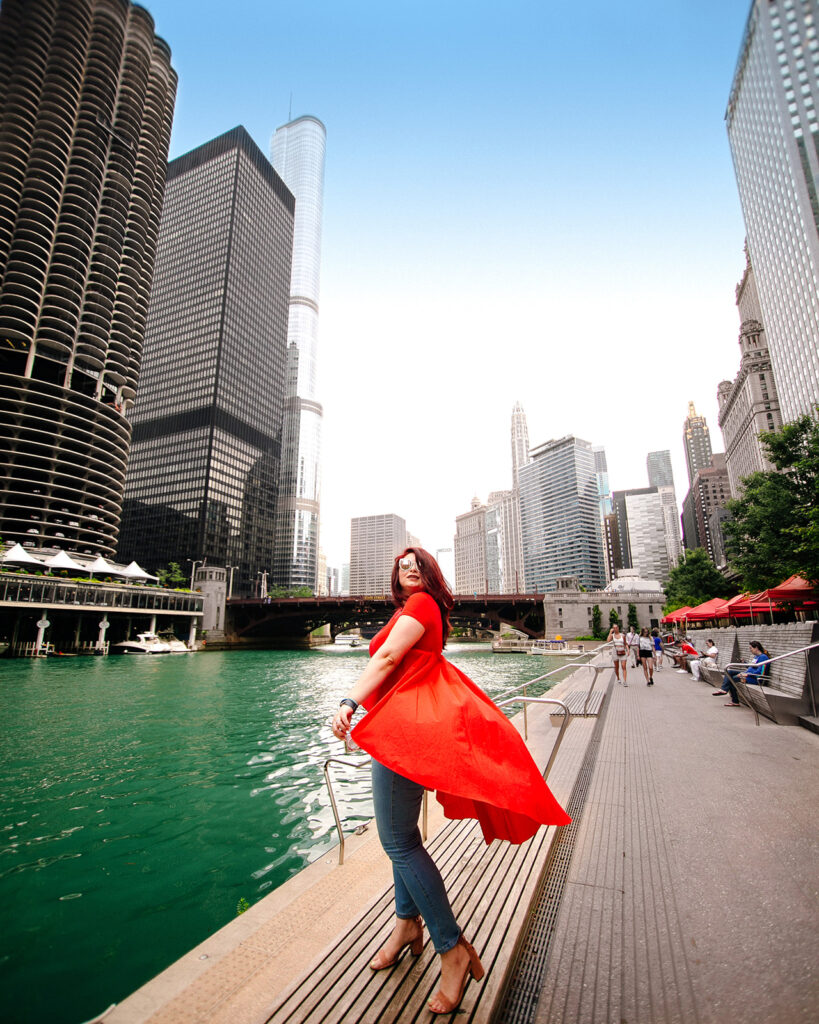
331, 614, 424, 739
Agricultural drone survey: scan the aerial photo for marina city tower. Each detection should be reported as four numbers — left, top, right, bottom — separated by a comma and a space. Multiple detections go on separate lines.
270, 116, 327, 591
0, 0, 176, 558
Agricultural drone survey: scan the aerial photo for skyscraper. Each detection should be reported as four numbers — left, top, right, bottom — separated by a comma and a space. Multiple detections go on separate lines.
350, 514, 407, 596
118, 128, 294, 589
726, 0, 819, 422
505, 401, 529, 590
646, 451, 674, 489
717, 247, 783, 497
646, 450, 683, 568
683, 402, 713, 485
0, 0, 176, 557
518, 435, 606, 592
681, 455, 731, 560
511, 400, 531, 484
270, 116, 327, 591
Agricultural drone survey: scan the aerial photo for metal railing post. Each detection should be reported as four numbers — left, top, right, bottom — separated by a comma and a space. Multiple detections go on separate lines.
323, 756, 371, 865
497, 696, 573, 782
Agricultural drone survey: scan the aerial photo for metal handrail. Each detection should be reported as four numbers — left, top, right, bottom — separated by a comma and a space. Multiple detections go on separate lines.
723, 640, 819, 719
323, 755, 429, 865
496, 697, 573, 781
496, 641, 613, 738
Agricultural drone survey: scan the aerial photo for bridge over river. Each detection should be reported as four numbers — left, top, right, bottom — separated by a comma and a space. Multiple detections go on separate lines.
226, 593, 546, 642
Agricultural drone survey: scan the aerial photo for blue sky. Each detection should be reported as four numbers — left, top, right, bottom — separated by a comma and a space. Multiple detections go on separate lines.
145, 0, 752, 567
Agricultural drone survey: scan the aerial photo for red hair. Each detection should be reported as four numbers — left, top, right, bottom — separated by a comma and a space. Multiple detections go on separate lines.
391, 546, 453, 646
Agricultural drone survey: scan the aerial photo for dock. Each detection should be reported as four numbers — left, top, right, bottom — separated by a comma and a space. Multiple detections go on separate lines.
103, 655, 819, 1024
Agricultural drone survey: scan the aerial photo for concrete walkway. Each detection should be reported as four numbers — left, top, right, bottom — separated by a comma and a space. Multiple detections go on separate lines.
530, 661, 819, 1024
104, 656, 819, 1024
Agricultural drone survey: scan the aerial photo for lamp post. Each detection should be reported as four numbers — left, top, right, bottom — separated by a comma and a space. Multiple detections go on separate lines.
187, 558, 204, 589
227, 565, 239, 600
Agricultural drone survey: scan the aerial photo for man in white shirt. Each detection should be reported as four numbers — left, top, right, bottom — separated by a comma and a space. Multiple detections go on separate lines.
626, 627, 639, 667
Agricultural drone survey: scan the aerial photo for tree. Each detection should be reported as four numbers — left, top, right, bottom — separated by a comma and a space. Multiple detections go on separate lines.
723, 412, 819, 588
627, 602, 639, 630
591, 605, 603, 639
664, 548, 732, 610
157, 561, 187, 587
608, 607, 621, 628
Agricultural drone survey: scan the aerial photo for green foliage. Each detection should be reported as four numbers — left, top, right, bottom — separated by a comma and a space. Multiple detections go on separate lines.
236, 897, 250, 916
664, 548, 732, 610
591, 605, 603, 639
724, 413, 819, 589
157, 561, 187, 587
627, 602, 639, 630
268, 585, 314, 598
608, 607, 620, 628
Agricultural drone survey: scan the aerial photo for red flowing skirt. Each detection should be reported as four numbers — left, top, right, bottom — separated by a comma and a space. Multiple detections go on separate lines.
351, 650, 571, 844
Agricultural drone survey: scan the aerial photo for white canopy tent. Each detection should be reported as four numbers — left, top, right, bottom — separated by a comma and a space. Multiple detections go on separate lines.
1, 542, 46, 567
45, 550, 87, 573
121, 560, 158, 582
86, 555, 122, 576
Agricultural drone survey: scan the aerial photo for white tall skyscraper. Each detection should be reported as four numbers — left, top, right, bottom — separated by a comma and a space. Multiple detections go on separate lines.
726, 0, 819, 422
270, 115, 327, 590
507, 401, 530, 590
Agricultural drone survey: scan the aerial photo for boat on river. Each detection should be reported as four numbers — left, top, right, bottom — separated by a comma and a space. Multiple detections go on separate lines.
111, 632, 191, 655
528, 638, 585, 656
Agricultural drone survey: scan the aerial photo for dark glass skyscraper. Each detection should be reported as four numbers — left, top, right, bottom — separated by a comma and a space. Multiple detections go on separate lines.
118, 128, 294, 591
0, 0, 176, 557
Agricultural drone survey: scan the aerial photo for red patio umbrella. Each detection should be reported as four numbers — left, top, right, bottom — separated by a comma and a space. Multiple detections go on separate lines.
765, 575, 817, 603
685, 597, 732, 621
662, 606, 693, 623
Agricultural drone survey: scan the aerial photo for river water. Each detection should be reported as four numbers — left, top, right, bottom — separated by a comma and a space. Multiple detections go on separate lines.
0, 645, 571, 1024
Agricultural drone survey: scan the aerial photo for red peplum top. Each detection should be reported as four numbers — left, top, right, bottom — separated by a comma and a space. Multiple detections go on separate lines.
351, 591, 571, 844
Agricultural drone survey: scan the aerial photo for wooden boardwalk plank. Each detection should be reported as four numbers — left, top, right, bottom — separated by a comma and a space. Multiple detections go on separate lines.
258, 705, 597, 1024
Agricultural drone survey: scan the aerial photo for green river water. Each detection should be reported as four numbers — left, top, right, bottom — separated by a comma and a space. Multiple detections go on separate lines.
0, 645, 570, 1024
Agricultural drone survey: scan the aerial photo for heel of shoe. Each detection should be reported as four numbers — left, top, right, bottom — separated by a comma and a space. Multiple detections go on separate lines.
458, 934, 485, 982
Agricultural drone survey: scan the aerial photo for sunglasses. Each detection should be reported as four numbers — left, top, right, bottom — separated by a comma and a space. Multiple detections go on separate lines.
397, 557, 420, 573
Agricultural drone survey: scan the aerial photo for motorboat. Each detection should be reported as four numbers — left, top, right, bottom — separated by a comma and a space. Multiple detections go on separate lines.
158, 632, 194, 653
112, 632, 172, 655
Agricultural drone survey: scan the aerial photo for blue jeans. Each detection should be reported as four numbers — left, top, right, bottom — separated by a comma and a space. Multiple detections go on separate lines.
371, 759, 461, 954
722, 668, 761, 704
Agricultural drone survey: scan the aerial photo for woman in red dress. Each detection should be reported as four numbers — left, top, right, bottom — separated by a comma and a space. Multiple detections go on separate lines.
331, 547, 570, 1015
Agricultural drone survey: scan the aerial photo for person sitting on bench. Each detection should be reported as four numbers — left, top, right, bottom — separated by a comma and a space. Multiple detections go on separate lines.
689, 638, 718, 681
672, 637, 698, 672
713, 640, 770, 706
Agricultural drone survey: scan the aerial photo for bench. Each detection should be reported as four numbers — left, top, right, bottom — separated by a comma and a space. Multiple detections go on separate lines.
722, 637, 819, 725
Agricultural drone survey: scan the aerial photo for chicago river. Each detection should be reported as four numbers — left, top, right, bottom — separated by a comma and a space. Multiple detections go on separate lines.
0, 646, 564, 1024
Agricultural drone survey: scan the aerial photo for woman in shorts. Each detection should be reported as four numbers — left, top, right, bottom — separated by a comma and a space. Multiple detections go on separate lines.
607, 623, 628, 685
638, 627, 655, 684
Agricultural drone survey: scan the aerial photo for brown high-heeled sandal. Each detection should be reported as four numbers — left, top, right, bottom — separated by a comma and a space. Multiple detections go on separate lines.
369, 915, 424, 970
428, 933, 485, 1014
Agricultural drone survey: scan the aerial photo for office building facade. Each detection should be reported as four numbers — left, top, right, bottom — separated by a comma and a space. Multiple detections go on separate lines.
270, 116, 327, 591
683, 402, 713, 485
350, 514, 408, 596
454, 499, 498, 595
118, 128, 294, 589
612, 487, 671, 585
646, 450, 683, 569
726, 0, 819, 422
682, 455, 731, 561
518, 436, 606, 593
717, 249, 783, 496
0, 0, 176, 557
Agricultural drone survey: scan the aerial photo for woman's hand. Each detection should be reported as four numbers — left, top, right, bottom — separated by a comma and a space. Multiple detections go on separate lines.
332, 704, 353, 739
